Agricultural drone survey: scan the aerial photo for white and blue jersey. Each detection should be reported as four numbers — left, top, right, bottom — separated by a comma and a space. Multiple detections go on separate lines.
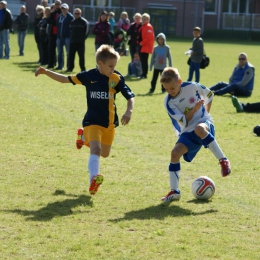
164, 81, 214, 137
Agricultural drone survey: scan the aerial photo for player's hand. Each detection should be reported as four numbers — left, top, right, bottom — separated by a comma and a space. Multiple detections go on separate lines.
35, 66, 46, 77
121, 113, 131, 125
194, 100, 204, 111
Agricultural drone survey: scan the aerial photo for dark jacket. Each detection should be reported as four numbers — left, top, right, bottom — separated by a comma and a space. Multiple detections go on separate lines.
34, 13, 43, 43
48, 9, 61, 35
92, 21, 110, 44
0, 8, 13, 30
70, 17, 89, 44
56, 12, 74, 38
15, 12, 29, 31
127, 22, 142, 46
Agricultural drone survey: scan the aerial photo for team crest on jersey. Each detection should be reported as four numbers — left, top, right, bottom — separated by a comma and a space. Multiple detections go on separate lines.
109, 81, 117, 89
189, 97, 195, 104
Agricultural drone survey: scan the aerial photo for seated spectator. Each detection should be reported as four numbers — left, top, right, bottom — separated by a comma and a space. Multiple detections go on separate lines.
117, 11, 130, 31
231, 96, 260, 113
126, 52, 142, 77
210, 53, 254, 97
114, 28, 127, 55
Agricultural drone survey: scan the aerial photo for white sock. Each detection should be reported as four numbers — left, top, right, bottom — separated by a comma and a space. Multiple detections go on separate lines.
88, 154, 100, 183
169, 171, 180, 191
208, 140, 225, 160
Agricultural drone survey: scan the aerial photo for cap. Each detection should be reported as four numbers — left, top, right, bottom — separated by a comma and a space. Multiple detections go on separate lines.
61, 3, 69, 9
0, 1, 7, 4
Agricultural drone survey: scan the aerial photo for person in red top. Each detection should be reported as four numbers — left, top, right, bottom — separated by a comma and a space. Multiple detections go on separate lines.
138, 13, 154, 79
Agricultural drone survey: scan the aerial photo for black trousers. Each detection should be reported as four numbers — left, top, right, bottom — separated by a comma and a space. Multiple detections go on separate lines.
69, 43, 85, 71
150, 69, 163, 92
48, 34, 57, 68
243, 102, 260, 113
139, 52, 149, 77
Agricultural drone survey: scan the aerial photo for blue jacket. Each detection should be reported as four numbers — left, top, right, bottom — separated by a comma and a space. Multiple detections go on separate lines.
56, 12, 74, 38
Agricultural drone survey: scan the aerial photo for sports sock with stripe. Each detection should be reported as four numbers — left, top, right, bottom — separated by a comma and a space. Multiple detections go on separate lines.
169, 162, 180, 191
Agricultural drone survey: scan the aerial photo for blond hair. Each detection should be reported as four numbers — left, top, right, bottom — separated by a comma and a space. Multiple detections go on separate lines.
96, 45, 120, 64
160, 67, 180, 84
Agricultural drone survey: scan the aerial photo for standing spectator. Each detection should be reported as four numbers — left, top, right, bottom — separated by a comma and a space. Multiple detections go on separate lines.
0, 0, 13, 59
34, 5, 44, 63
138, 13, 154, 79
92, 11, 110, 51
149, 33, 172, 94
14, 5, 29, 56
108, 11, 115, 33
38, 6, 51, 65
210, 53, 254, 97
127, 12, 142, 60
56, 3, 74, 70
68, 8, 89, 72
117, 11, 130, 31
41, 0, 48, 7
187, 27, 204, 83
47, 0, 61, 69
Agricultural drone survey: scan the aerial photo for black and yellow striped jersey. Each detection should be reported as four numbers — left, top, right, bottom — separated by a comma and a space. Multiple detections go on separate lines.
68, 69, 135, 128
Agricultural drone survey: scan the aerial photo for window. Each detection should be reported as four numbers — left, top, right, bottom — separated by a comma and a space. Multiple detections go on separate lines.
223, 0, 254, 14
205, 0, 216, 13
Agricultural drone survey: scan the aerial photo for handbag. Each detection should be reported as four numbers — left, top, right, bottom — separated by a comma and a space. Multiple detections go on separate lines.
187, 54, 210, 69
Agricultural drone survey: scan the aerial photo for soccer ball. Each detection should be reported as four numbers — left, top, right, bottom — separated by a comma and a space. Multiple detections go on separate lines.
191, 176, 215, 200
253, 125, 260, 136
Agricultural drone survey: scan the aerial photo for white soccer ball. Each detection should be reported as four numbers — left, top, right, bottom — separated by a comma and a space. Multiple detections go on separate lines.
191, 176, 215, 200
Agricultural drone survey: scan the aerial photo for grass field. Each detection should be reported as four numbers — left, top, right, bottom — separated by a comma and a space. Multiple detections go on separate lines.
0, 32, 260, 259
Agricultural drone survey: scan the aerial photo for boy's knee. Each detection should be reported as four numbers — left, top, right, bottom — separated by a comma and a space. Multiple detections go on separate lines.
194, 124, 207, 138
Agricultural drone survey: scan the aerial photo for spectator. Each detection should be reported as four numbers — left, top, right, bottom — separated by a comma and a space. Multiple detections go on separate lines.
14, 5, 29, 56
138, 13, 154, 79
187, 26, 204, 83
41, 0, 48, 7
108, 11, 115, 33
50, 3, 55, 12
38, 6, 51, 65
127, 12, 142, 60
47, 0, 61, 69
34, 5, 44, 63
210, 53, 254, 97
0, 0, 13, 59
92, 11, 110, 51
149, 32, 172, 94
117, 11, 130, 31
126, 52, 142, 77
56, 3, 73, 70
113, 28, 127, 55
231, 96, 260, 113
68, 8, 89, 72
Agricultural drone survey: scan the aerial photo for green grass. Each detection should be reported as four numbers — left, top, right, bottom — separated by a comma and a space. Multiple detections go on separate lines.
0, 32, 260, 259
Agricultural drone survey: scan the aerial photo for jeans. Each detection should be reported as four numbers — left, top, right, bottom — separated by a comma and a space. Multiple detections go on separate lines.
0, 29, 10, 58
187, 60, 201, 82
210, 82, 252, 97
18, 30, 27, 55
56, 36, 70, 69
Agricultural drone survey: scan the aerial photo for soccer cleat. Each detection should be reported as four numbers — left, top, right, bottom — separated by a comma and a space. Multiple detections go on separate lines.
231, 96, 243, 113
76, 128, 84, 149
161, 189, 181, 202
89, 174, 104, 195
219, 158, 231, 177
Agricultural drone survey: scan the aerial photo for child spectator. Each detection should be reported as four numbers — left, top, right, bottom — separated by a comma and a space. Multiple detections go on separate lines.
149, 32, 172, 94
127, 52, 142, 77
114, 28, 127, 55
160, 67, 231, 202
117, 11, 130, 31
108, 11, 115, 33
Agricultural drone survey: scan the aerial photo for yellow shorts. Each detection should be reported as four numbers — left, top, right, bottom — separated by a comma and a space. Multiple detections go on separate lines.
83, 125, 115, 146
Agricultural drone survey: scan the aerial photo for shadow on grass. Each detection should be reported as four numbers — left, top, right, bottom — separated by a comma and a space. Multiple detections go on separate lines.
4, 189, 93, 221
13, 61, 39, 72
109, 202, 218, 222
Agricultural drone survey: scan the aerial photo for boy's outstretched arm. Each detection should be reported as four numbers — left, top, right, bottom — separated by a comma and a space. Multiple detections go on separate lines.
35, 67, 70, 84
121, 97, 134, 125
